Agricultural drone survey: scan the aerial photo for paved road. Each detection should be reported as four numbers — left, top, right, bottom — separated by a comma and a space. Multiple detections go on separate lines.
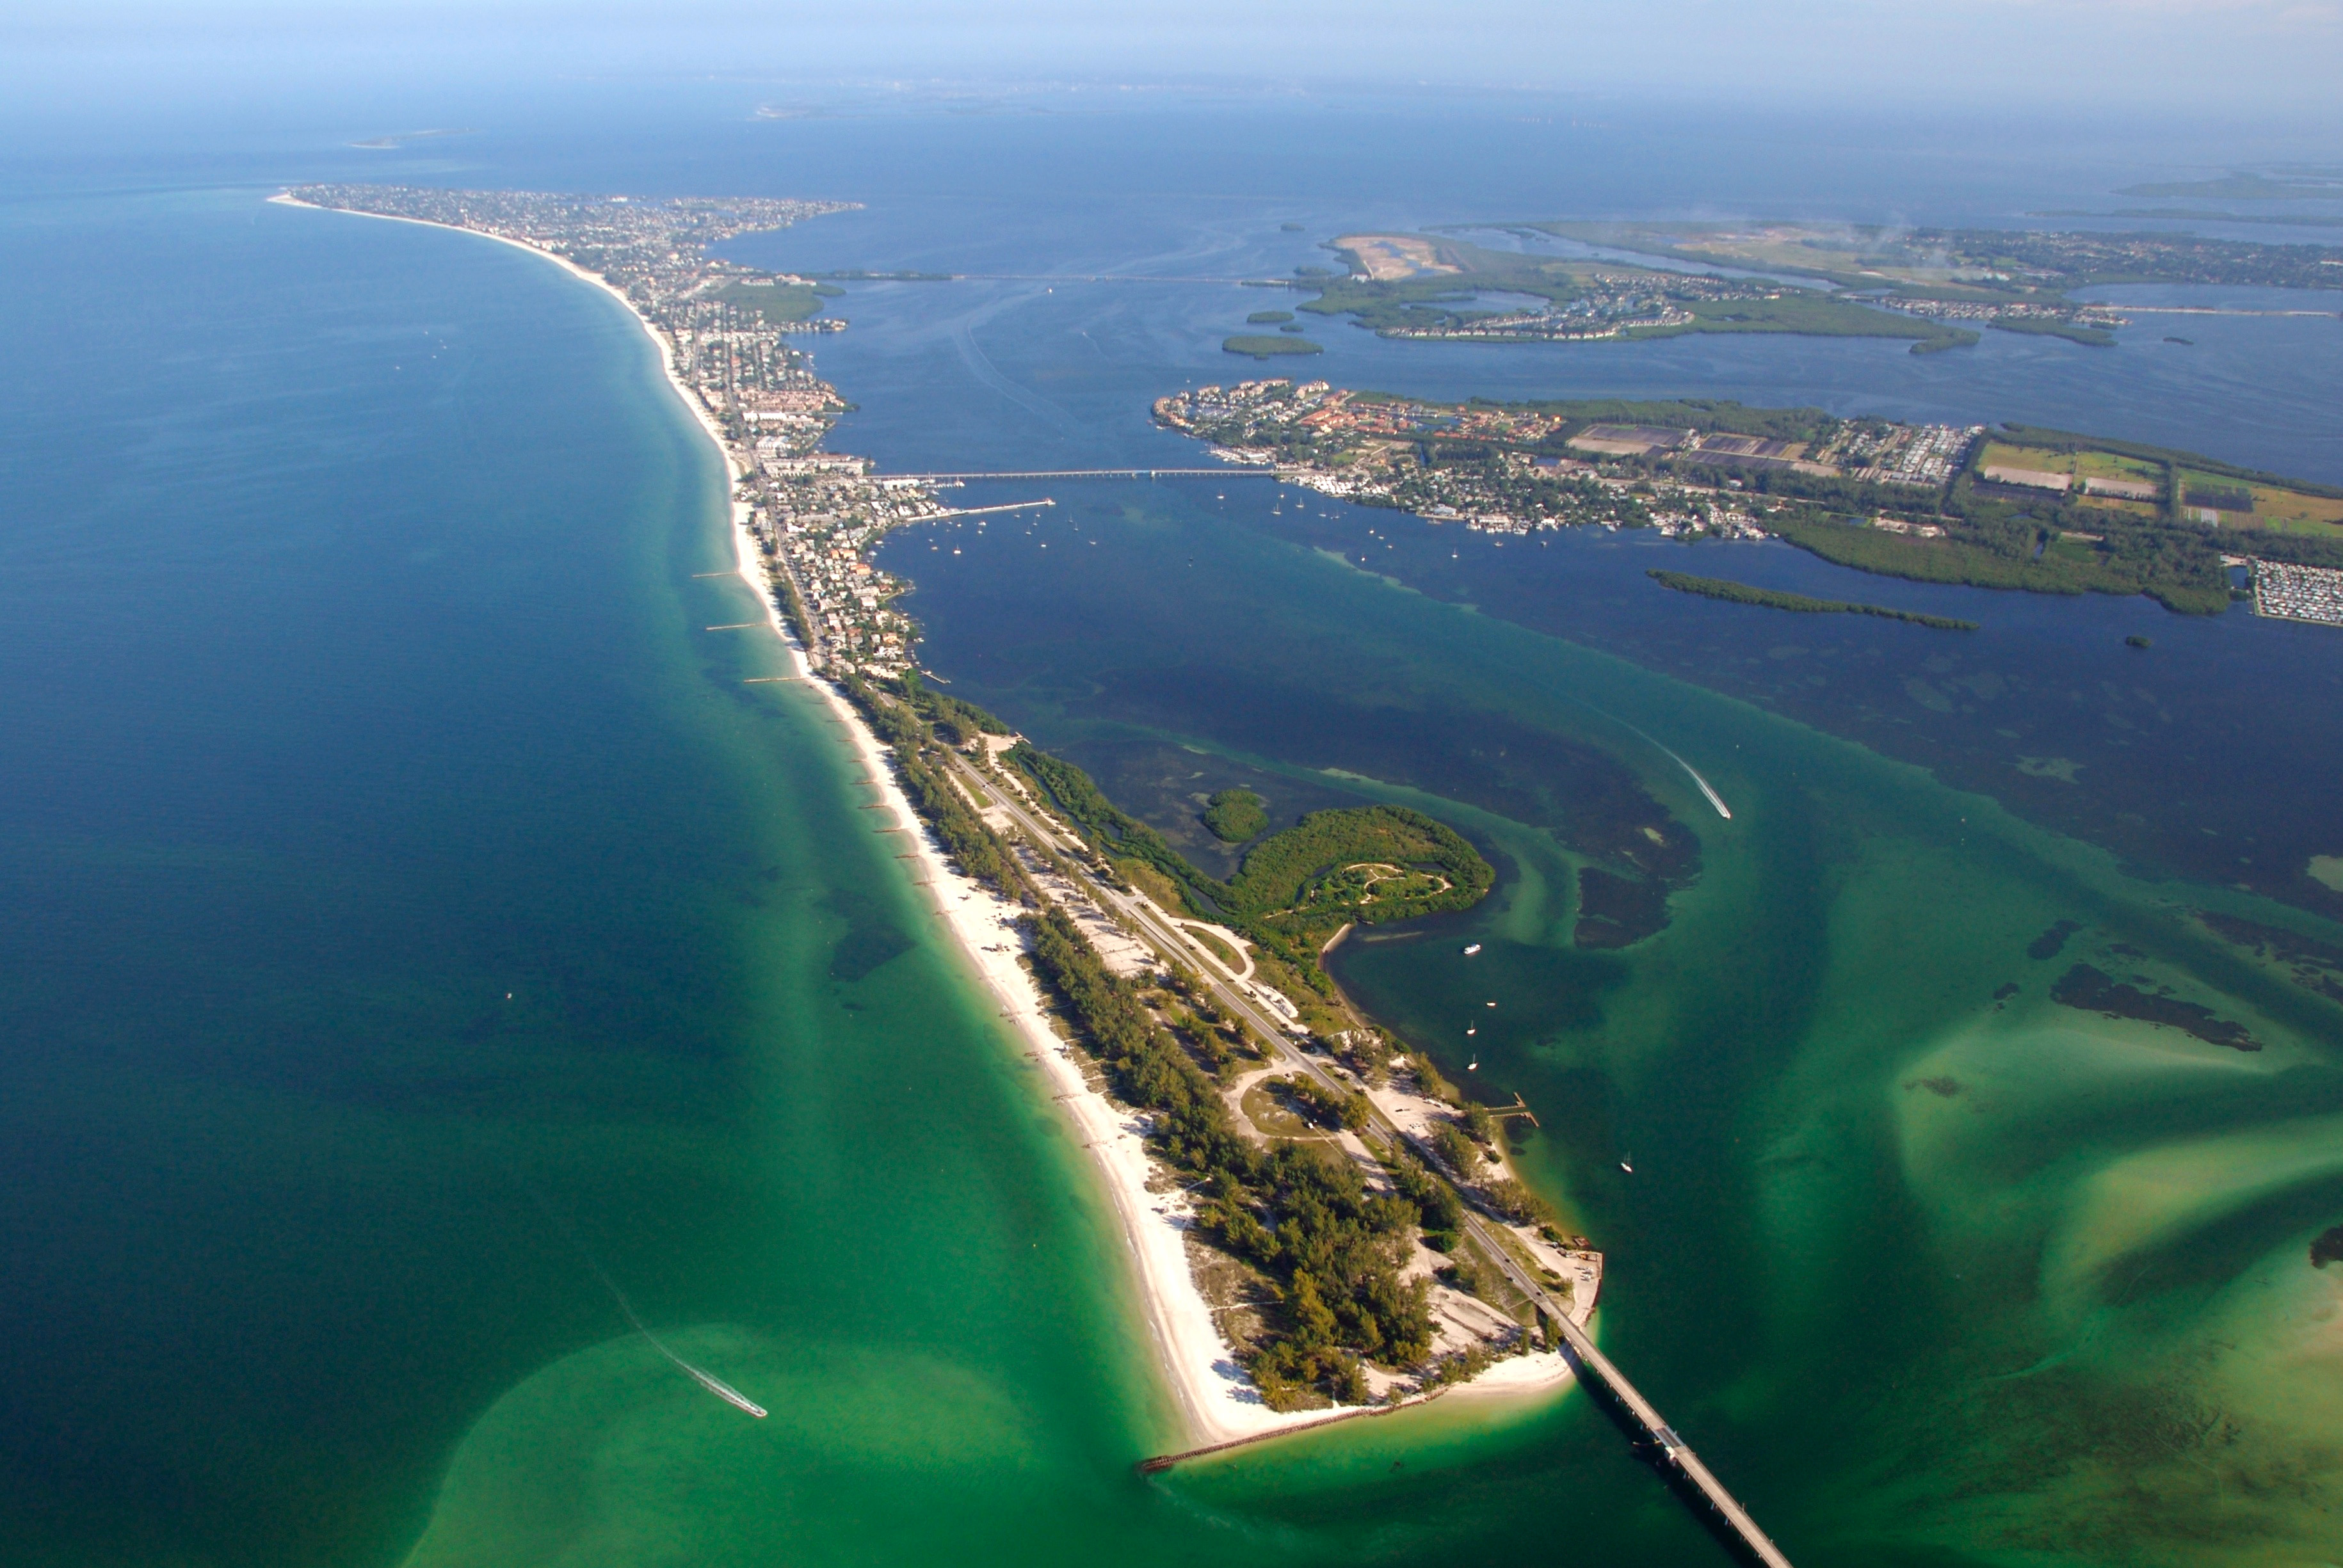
888, 468, 1281, 481
945, 751, 1794, 1568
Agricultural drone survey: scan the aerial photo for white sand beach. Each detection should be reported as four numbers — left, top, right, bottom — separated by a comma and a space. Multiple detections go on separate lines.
275, 187, 1578, 1451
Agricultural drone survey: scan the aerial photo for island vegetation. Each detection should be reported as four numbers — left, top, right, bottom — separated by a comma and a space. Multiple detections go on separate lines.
1300, 231, 1977, 351
707, 276, 843, 326
1203, 787, 1269, 842
830, 674, 1568, 1411
1024, 904, 1437, 1405
1013, 741, 1494, 996
1647, 570, 1978, 629
1224, 334, 1323, 359
1157, 378, 2343, 618
1519, 219, 2343, 342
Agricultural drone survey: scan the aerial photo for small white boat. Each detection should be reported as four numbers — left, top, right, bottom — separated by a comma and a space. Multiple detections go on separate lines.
1467, 1059, 1479, 1071
1462, 942, 1482, 956
1619, 1161, 1634, 1174
1466, 1027, 1476, 1036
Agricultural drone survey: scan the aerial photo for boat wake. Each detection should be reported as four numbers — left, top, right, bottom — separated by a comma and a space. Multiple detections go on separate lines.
1592, 712, 1733, 820
1659, 748, 1732, 821
527, 1184, 767, 1418
588, 1260, 769, 1419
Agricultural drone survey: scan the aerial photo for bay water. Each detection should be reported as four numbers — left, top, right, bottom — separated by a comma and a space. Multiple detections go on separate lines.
3, 92, 2340, 1566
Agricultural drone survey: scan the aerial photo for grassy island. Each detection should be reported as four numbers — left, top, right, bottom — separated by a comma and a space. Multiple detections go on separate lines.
1648, 570, 1979, 629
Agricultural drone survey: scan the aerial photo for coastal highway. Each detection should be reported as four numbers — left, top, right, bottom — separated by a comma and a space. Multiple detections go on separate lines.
942, 749, 1795, 1567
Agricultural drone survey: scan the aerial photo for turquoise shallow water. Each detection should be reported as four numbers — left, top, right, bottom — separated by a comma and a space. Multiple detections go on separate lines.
6, 93, 2343, 1568
0, 190, 1174, 1565
0, 184, 1735, 1568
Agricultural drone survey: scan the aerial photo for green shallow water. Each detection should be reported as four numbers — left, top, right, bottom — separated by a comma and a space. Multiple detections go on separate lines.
0, 191, 1747, 1568
880, 488, 2343, 1566
8, 188, 2342, 1567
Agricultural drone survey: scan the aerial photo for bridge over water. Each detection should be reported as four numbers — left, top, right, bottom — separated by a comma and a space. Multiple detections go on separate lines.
887, 467, 1286, 482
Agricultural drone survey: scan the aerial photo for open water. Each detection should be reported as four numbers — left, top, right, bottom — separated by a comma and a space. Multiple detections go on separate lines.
3, 88, 2341, 1567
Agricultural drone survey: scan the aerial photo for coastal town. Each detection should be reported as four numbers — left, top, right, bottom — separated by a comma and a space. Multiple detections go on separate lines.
1155, 376, 1981, 541
281, 183, 1613, 1440
1157, 378, 2343, 625
284, 184, 935, 675
270, 179, 2340, 1486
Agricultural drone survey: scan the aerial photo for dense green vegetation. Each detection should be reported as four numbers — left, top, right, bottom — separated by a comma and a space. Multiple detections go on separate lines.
1202, 788, 1269, 842
1988, 317, 2116, 348
1225, 806, 1494, 941
896, 671, 1011, 744
839, 674, 1033, 900
1647, 570, 1979, 630
1015, 749, 1494, 999
1011, 742, 1221, 909
1023, 904, 1434, 1407
1224, 335, 1323, 358
1766, 513, 2233, 614
1244, 309, 1295, 324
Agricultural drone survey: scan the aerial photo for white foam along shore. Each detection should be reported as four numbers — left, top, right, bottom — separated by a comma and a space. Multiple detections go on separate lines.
271, 190, 1574, 1449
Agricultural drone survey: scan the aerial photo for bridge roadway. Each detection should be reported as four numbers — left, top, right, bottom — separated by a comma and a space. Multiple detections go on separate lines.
940, 751, 1796, 1568
889, 468, 1284, 482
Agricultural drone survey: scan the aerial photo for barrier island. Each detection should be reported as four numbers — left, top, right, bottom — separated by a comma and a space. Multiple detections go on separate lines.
1302, 221, 2343, 351
279, 182, 1604, 1448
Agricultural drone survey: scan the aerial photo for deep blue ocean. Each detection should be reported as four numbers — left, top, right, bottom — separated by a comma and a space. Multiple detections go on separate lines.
3, 86, 2341, 1568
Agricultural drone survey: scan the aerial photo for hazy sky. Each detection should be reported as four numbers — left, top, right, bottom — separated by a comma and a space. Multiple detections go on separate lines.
3, 0, 2339, 120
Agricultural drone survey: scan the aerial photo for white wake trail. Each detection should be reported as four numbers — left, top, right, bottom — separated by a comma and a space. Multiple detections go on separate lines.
1660, 748, 1732, 820
1607, 718, 1733, 820
583, 1254, 768, 1418
632, 1322, 770, 1419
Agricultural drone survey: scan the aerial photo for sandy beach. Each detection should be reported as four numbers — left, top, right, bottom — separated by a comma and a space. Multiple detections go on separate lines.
275, 188, 1575, 1450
